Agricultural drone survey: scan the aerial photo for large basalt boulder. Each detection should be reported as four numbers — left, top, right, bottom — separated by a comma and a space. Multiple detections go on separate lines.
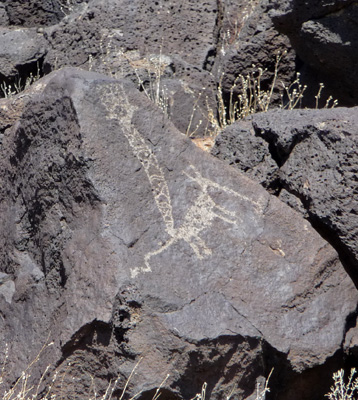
40, 0, 221, 137
0, 0, 234, 76
42, 0, 219, 77
0, 0, 301, 137
1, 0, 87, 27
0, 68, 357, 400
212, 107, 358, 285
270, 0, 358, 106
0, 27, 47, 79
0, 4, 9, 26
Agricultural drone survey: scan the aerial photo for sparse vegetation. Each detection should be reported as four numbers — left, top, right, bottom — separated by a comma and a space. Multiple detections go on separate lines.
208, 51, 338, 137
91, 33, 170, 117
119, 48, 170, 117
0, 343, 274, 400
0, 64, 41, 99
101, 47, 338, 139
58, 0, 76, 15
87, 32, 337, 140
3, 343, 355, 400
326, 369, 358, 400
0, 32, 337, 144
0, 342, 56, 400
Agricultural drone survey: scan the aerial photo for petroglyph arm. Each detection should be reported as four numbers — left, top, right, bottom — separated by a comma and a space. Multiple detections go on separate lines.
184, 165, 264, 212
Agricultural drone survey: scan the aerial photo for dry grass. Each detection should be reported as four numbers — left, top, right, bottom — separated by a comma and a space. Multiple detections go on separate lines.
0, 342, 56, 400
58, 0, 76, 15
3, 344, 355, 400
91, 33, 170, 117
0, 343, 274, 400
326, 369, 358, 400
208, 51, 338, 138
0, 63, 41, 99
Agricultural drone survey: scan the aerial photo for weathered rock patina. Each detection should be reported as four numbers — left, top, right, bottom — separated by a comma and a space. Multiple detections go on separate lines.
0, 69, 356, 399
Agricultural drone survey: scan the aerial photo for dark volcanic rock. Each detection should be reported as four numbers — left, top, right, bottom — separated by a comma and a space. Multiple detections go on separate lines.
43, 0, 219, 72
209, 119, 279, 191
0, 27, 47, 79
1, 0, 87, 27
212, 107, 358, 285
0, 68, 357, 400
40, 0, 221, 136
0, 4, 9, 26
0, 0, 299, 135
215, 0, 296, 108
271, 0, 358, 106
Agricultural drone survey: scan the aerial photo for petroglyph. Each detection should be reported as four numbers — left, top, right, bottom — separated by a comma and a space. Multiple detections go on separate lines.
101, 84, 174, 235
133, 164, 263, 277
100, 83, 264, 278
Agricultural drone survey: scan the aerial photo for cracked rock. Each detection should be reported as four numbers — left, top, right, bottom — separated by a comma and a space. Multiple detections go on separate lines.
0, 68, 357, 400
0, 27, 47, 78
270, 0, 358, 105
212, 106, 358, 286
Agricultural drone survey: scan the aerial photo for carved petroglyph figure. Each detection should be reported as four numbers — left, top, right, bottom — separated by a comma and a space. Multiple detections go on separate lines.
101, 84, 174, 237
138, 164, 264, 278
100, 84, 264, 278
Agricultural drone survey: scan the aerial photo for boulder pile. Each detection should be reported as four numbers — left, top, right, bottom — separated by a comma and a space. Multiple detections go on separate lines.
0, 1, 357, 400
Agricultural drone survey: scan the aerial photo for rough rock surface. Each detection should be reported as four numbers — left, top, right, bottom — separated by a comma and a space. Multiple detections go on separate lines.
212, 107, 358, 285
215, 0, 296, 107
1, 0, 85, 27
0, 0, 300, 137
271, 0, 358, 106
0, 4, 9, 26
0, 27, 47, 79
210, 120, 279, 192
0, 68, 357, 400
44, 0, 218, 72
40, 0, 222, 137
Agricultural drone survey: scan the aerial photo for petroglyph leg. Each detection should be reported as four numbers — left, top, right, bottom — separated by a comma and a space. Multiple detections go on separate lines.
142, 237, 177, 273
213, 203, 239, 225
188, 235, 212, 259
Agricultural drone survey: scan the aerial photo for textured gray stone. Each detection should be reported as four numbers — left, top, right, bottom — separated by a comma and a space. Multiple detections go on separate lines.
39, 0, 221, 136
212, 106, 358, 285
0, 68, 357, 400
43, 0, 218, 73
271, 0, 358, 106
0, 4, 9, 26
0, 27, 46, 78
210, 119, 279, 191
0, 0, 298, 136
1, 0, 85, 27
215, 0, 296, 108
